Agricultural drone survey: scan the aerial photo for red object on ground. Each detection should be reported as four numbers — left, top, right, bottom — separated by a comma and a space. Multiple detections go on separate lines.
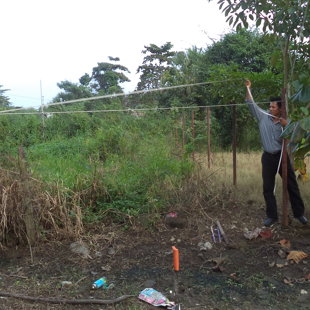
259, 229, 272, 239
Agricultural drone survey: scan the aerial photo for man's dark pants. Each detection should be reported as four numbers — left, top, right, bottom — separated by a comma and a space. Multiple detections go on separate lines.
261, 151, 305, 219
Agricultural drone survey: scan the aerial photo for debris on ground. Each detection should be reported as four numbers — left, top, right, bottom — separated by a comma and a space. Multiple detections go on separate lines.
61, 281, 73, 288
287, 251, 308, 263
216, 220, 228, 243
165, 212, 186, 228
198, 241, 212, 251
243, 227, 262, 240
208, 256, 226, 272
69, 241, 91, 259
92, 277, 109, 289
284, 274, 310, 285
277, 249, 288, 259
279, 239, 291, 249
138, 288, 176, 309
259, 228, 272, 239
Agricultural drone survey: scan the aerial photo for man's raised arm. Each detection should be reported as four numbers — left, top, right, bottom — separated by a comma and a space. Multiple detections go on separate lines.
245, 79, 264, 121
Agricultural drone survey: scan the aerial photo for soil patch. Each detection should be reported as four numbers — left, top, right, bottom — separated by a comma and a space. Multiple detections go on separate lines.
1, 199, 310, 310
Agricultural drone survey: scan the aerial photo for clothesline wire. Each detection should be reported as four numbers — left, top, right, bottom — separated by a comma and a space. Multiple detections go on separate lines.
0, 78, 276, 116
0, 101, 271, 116
0, 77, 252, 114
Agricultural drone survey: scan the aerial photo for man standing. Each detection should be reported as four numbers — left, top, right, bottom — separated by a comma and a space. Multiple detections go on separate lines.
245, 80, 307, 226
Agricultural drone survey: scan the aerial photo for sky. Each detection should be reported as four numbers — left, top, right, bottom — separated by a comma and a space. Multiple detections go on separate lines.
1, 0, 231, 108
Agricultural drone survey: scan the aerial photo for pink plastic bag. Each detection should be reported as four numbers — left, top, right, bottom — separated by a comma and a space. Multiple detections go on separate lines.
138, 288, 176, 309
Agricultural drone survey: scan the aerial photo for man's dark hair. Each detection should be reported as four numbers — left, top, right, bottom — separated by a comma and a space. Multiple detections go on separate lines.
270, 96, 282, 109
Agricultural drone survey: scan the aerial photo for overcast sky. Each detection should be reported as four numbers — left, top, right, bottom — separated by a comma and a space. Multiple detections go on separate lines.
1, 0, 231, 108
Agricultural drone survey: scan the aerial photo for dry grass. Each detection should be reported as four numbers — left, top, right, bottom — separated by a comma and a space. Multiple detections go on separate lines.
0, 169, 83, 247
199, 151, 310, 212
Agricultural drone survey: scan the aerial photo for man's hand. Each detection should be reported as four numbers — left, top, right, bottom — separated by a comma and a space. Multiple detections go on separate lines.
245, 79, 253, 101
278, 117, 288, 127
274, 116, 288, 126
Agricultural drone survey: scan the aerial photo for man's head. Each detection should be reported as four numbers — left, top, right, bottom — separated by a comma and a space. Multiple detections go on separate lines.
269, 96, 282, 117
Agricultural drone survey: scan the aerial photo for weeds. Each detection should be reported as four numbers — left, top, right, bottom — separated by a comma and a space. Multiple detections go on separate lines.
0, 108, 308, 246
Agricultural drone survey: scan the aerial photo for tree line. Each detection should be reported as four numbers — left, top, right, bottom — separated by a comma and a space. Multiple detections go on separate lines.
0, 28, 308, 153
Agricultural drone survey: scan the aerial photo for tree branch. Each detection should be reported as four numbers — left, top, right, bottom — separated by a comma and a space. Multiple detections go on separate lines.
0, 291, 134, 305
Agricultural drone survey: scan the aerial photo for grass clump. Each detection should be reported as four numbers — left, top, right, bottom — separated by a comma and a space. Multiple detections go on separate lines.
25, 111, 193, 223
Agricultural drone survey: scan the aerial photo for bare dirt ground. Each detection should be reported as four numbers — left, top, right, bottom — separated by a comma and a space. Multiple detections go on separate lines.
1, 196, 310, 310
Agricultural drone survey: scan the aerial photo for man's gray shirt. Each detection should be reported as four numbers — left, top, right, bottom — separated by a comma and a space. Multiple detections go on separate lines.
246, 99, 283, 154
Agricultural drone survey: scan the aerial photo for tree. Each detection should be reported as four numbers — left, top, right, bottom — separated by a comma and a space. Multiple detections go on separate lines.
52, 57, 130, 111
0, 85, 11, 108
208, 0, 310, 181
53, 80, 92, 102
282, 69, 310, 181
53, 57, 130, 100
205, 29, 277, 73
158, 47, 209, 109
136, 42, 176, 90
161, 30, 282, 148
87, 57, 130, 95
208, 0, 310, 96
204, 65, 281, 148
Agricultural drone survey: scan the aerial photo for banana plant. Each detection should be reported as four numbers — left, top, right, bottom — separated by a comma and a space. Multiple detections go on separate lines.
281, 77, 310, 181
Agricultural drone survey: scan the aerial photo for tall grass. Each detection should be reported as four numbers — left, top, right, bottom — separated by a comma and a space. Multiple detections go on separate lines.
25, 111, 193, 222
205, 151, 310, 212
0, 106, 308, 245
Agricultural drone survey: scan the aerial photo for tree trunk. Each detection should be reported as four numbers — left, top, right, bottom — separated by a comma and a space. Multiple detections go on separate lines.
281, 38, 290, 227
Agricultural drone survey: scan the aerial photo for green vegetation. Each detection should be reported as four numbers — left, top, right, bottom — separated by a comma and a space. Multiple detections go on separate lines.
0, 85, 11, 107
0, 107, 194, 225
210, 0, 310, 177
0, 20, 308, 239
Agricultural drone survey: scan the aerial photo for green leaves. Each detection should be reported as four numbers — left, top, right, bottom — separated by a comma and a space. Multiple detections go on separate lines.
137, 42, 176, 91
0, 85, 11, 108
300, 117, 310, 131
209, 0, 310, 44
52, 58, 131, 109
208, 0, 310, 177
90, 61, 130, 94
291, 76, 310, 104
281, 118, 310, 180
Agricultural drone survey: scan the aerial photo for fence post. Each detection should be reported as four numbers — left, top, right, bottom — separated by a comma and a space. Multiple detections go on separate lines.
182, 113, 185, 151
175, 121, 179, 147
232, 104, 237, 186
206, 107, 211, 168
191, 110, 195, 161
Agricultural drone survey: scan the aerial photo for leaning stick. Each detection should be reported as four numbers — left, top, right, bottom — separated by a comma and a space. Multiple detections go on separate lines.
0, 292, 134, 305
216, 220, 228, 243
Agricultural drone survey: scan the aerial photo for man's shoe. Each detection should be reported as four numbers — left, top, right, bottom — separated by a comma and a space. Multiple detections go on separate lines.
263, 217, 278, 227
295, 215, 308, 225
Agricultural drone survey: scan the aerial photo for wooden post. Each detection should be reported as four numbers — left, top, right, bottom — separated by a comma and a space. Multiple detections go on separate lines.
232, 105, 237, 186
175, 121, 179, 147
19, 146, 38, 245
207, 107, 211, 168
182, 113, 185, 151
191, 110, 195, 161
281, 89, 289, 227
40, 80, 45, 139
